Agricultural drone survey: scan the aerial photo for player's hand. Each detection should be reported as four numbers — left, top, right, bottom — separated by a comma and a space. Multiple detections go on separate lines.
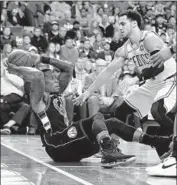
73, 91, 90, 106
150, 47, 172, 68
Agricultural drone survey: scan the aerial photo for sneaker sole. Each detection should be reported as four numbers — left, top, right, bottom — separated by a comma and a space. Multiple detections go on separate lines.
101, 156, 136, 168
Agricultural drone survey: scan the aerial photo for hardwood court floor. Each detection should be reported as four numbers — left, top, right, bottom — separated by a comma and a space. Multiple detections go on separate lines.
1, 135, 176, 185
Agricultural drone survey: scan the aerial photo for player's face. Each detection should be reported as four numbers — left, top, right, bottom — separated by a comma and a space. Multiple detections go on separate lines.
119, 16, 132, 38
44, 71, 60, 93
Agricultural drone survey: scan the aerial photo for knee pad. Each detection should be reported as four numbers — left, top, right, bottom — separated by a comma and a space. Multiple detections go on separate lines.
151, 100, 166, 122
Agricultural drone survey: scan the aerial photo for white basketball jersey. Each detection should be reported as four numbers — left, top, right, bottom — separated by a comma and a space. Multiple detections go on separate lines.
123, 31, 176, 80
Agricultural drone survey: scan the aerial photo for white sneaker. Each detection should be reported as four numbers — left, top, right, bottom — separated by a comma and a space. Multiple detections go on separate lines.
146, 156, 177, 177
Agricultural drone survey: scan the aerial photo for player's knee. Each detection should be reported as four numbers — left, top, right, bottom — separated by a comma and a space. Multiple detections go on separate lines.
151, 100, 165, 121
93, 112, 104, 121
88, 96, 99, 104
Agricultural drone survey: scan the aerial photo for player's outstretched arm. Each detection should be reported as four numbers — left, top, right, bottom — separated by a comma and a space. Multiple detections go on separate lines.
73, 55, 125, 106
150, 43, 176, 67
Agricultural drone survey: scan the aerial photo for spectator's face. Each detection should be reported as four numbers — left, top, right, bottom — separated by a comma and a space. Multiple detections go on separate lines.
59, 27, 66, 38
160, 34, 166, 42
104, 43, 110, 50
81, 9, 87, 17
96, 60, 107, 73
52, 24, 59, 31
3, 44, 12, 54
102, 15, 108, 24
169, 17, 176, 26
73, 23, 80, 30
23, 36, 31, 44
92, 21, 98, 28
144, 24, 152, 31
49, 43, 56, 53
167, 28, 175, 36
55, 44, 60, 52
76, 59, 85, 70
156, 16, 164, 24
30, 50, 37, 55
34, 28, 41, 37
3, 28, 11, 36
65, 11, 71, 19
84, 41, 91, 49
16, 37, 23, 47
44, 70, 60, 93
98, 7, 104, 16
114, 7, 120, 15
119, 16, 132, 38
65, 39, 73, 48
76, 31, 82, 40
96, 34, 102, 42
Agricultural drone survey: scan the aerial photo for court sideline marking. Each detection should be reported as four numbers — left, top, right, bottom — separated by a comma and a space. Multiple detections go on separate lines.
1, 143, 93, 185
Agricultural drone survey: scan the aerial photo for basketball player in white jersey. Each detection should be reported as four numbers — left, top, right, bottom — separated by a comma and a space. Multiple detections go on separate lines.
74, 10, 176, 156
146, 43, 176, 177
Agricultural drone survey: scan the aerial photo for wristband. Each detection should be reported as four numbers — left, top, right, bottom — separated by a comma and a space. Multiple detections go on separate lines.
40, 56, 50, 64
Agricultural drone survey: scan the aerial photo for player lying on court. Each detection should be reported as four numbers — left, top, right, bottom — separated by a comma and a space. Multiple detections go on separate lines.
7, 49, 136, 168
74, 10, 176, 158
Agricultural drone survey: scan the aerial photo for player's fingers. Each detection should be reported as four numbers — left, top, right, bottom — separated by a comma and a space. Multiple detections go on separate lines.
150, 55, 159, 64
152, 58, 162, 68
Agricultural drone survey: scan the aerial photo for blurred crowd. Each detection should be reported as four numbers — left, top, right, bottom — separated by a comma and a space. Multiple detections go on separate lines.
0, 1, 176, 135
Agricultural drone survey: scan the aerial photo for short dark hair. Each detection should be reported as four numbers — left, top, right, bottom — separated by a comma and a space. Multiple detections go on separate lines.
120, 10, 142, 28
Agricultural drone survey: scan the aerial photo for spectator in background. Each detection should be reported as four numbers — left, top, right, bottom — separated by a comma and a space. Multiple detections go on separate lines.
99, 14, 114, 38
58, 27, 67, 45
60, 36, 79, 65
31, 27, 48, 54
0, 63, 30, 135
93, 33, 104, 53
160, 32, 168, 46
59, 9, 74, 30
88, 20, 101, 37
166, 23, 176, 45
97, 41, 113, 63
79, 38, 97, 59
48, 21, 62, 44
95, 6, 104, 24
82, 59, 118, 117
168, 16, 176, 30
154, 14, 167, 35
1, 43, 13, 60
22, 33, 32, 51
110, 31, 125, 52
0, 27, 14, 49
77, 8, 90, 34
6, 2, 27, 26
73, 58, 88, 89
55, 43, 61, 57
70, 21, 84, 39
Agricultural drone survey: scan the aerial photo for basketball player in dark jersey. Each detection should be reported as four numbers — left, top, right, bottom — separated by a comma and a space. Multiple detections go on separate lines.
7, 49, 135, 168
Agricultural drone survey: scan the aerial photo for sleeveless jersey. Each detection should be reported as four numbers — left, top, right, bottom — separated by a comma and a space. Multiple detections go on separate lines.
45, 95, 68, 132
122, 31, 176, 80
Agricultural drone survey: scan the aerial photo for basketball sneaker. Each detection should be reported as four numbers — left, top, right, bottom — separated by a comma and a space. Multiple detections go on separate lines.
146, 156, 177, 177
100, 138, 136, 168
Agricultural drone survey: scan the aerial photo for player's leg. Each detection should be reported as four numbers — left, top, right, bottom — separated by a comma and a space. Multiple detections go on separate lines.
146, 113, 177, 177
105, 118, 172, 158
81, 113, 136, 168
151, 76, 176, 132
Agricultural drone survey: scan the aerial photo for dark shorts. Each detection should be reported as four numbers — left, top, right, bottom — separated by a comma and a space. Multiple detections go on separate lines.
41, 121, 99, 162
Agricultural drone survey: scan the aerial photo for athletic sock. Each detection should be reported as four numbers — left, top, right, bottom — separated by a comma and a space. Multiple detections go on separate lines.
37, 110, 52, 133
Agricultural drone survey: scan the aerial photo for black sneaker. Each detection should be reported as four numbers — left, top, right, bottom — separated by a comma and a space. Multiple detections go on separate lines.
101, 139, 136, 168
150, 135, 172, 158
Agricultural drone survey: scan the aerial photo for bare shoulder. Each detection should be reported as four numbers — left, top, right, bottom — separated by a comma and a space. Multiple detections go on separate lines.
144, 32, 164, 52
114, 42, 127, 58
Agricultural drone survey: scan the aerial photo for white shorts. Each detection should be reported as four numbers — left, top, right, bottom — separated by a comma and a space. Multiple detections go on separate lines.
124, 76, 176, 119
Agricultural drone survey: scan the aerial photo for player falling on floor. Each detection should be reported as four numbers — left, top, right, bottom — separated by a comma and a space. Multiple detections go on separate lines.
7, 49, 136, 168
74, 10, 176, 158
